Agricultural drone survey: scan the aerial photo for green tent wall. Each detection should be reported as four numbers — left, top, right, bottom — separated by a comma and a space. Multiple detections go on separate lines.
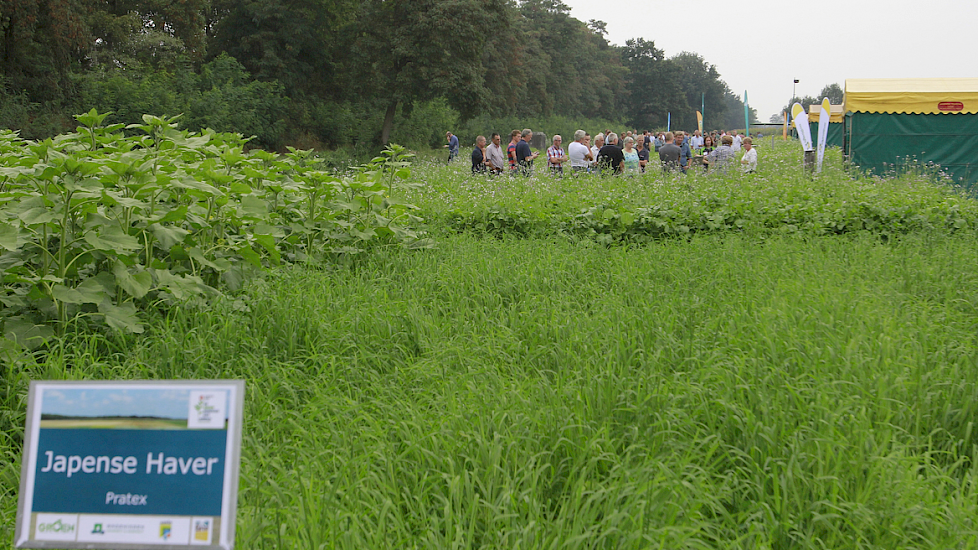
808, 121, 843, 148
844, 112, 978, 188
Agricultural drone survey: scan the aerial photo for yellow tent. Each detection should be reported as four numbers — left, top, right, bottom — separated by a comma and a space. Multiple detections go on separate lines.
843, 78, 978, 186
807, 104, 844, 123
844, 78, 978, 114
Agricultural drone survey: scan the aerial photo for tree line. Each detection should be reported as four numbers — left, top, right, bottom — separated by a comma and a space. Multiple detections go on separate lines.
1, 0, 757, 150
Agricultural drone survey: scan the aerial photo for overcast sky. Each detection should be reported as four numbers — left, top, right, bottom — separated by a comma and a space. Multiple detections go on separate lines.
560, 0, 976, 122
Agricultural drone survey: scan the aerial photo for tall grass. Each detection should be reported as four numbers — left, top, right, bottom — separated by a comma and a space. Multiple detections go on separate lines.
4, 231, 978, 548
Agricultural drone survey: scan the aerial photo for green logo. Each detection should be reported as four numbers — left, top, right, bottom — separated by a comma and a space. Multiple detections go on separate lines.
37, 519, 75, 533
91, 523, 104, 534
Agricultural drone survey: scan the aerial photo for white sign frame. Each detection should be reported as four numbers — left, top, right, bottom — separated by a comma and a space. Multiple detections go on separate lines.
14, 380, 245, 550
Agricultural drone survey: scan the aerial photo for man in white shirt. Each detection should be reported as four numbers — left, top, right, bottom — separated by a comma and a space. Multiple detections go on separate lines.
567, 129, 593, 173
690, 130, 704, 150
732, 131, 743, 151
740, 137, 757, 173
484, 133, 505, 174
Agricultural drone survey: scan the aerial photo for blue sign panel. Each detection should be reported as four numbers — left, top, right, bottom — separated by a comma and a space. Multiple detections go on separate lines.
32, 428, 227, 516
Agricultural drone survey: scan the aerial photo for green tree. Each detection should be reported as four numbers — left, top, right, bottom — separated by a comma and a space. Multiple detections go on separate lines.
515, 0, 622, 120
208, 0, 354, 98
0, 0, 90, 102
818, 83, 844, 104
351, 0, 503, 144
722, 90, 758, 131
669, 51, 728, 131
619, 38, 686, 130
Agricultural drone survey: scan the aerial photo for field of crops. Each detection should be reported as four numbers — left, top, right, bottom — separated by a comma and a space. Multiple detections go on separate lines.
3, 128, 978, 548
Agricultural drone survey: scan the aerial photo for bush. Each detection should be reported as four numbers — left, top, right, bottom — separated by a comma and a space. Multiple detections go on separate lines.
75, 55, 287, 149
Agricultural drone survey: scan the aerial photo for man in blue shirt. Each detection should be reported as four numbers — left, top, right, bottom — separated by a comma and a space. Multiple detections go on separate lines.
445, 131, 459, 163
676, 132, 692, 174
515, 128, 539, 176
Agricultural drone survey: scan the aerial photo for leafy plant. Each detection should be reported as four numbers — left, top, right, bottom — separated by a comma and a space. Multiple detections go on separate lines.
0, 111, 425, 348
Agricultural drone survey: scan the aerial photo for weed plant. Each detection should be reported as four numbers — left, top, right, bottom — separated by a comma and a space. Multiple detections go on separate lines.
3, 231, 978, 548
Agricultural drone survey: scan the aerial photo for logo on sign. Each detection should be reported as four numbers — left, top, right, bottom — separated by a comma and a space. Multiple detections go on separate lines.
194, 520, 211, 541
33, 514, 80, 542
187, 390, 226, 429
37, 519, 75, 534
938, 102, 964, 111
91, 523, 105, 534
159, 521, 172, 540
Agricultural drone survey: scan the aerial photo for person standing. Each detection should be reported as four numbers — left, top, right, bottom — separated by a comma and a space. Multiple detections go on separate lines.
622, 137, 640, 175
700, 135, 716, 171
546, 135, 569, 175
658, 132, 681, 173
690, 130, 704, 151
597, 133, 625, 175
590, 133, 605, 173
471, 135, 487, 173
445, 131, 459, 162
507, 130, 521, 175
740, 137, 757, 174
485, 133, 505, 175
568, 130, 592, 173
732, 131, 743, 152
704, 135, 737, 174
676, 132, 692, 174
516, 128, 539, 176
635, 138, 649, 173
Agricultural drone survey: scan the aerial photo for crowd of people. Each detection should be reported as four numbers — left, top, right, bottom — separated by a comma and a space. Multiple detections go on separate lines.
455, 128, 758, 177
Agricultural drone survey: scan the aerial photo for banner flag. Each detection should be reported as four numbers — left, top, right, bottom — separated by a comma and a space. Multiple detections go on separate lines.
792, 103, 813, 152
701, 93, 705, 127
817, 97, 830, 173
667, 112, 671, 132
743, 90, 750, 137
696, 111, 703, 134
783, 112, 787, 139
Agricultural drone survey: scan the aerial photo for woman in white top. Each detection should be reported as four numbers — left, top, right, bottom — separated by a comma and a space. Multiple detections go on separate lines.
740, 137, 757, 173
590, 133, 604, 173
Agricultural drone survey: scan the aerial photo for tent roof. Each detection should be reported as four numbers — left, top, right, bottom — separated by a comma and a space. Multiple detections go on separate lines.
844, 78, 978, 114
808, 104, 844, 123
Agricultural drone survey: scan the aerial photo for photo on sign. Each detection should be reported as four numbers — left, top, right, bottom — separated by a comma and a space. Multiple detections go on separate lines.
39, 388, 229, 430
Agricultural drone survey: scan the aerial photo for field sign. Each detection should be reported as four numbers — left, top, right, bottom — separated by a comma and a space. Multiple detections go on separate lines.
14, 380, 245, 550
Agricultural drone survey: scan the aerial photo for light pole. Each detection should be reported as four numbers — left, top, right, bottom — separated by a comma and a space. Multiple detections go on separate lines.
789, 79, 799, 125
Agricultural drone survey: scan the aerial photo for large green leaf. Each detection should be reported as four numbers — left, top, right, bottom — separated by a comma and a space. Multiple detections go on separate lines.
83, 225, 141, 252
0, 222, 26, 251
18, 207, 58, 225
150, 224, 191, 249
98, 301, 144, 333
239, 195, 267, 219
253, 234, 281, 265
3, 317, 54, 349
237, 244, 262, 267
51, 281, 109, 304
152, 205, 189, 224
154, 269, 207, 300
112, 260, 153, 299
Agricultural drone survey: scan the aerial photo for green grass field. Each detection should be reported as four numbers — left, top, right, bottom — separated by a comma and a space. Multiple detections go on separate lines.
3, 141, 978, 548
